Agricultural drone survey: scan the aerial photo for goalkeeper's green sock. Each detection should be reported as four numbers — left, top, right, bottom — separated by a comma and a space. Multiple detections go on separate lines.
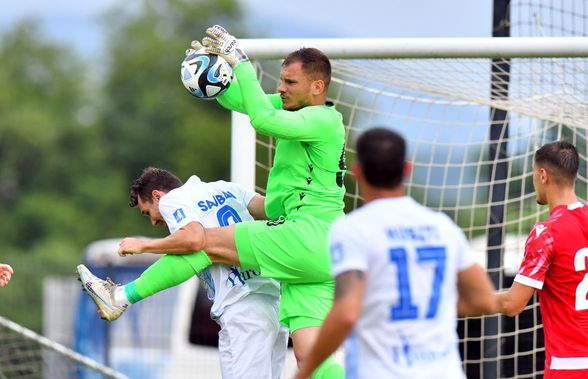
310, 357, 345, 379
121, 251, 212, 305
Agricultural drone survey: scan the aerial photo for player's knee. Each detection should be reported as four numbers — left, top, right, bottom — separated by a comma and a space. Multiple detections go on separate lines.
310, 357, 345, 379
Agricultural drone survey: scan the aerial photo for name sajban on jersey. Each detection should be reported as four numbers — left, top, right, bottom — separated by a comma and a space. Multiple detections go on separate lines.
197, 191, 237, 211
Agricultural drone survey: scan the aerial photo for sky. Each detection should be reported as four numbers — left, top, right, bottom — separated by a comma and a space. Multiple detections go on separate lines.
0, 0, 493, 56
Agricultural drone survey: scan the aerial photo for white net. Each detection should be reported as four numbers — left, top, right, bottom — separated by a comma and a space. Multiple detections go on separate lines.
248, 39, 588, 379
0, 315, 128, 379
512, 0, 588, 37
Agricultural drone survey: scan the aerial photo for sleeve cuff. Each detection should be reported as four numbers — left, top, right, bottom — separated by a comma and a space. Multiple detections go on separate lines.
514, 274, 543, 290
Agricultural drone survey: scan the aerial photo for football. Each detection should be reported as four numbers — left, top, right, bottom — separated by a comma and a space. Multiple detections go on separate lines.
180, 49, 233, 99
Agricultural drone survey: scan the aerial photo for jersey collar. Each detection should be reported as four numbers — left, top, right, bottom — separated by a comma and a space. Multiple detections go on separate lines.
550, 201, 584, 215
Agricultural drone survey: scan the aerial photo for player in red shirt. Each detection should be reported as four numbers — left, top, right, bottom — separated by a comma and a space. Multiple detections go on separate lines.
496, 140, 588, 378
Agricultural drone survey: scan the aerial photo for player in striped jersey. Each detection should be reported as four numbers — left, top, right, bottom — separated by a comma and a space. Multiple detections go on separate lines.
295, 127, 497, 379
496, 141, 588, 378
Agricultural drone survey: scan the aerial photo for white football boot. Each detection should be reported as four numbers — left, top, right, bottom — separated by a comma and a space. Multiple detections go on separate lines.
77, 264, 126, 321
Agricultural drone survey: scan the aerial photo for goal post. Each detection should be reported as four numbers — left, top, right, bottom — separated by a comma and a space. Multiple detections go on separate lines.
239, 37, 588, 59
230, 111, 256, 190
231, 36, 588, 189
229, 37, 588, 378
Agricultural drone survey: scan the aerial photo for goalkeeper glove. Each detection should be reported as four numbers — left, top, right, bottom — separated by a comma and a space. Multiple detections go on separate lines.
201, 25, 249, 68
185, 40, 204, 56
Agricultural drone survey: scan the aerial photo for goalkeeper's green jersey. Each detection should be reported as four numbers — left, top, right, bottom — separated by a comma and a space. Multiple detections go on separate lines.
218, 62, 346, 222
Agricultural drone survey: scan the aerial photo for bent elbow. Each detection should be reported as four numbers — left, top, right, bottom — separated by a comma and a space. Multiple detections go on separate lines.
190, 237, 205, 253
340, 313, 359, 329
465, 298, 499, 316
340, 305, 361, 327
186, 230, 205, 253
482, 301, 499, 315
503, 304, 525, 317
250, 109, 276, 131
483, 295, 500, 315
183, 222, 206, 253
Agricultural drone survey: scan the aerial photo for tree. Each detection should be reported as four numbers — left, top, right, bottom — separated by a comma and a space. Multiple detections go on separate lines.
0, 1, 247, 330
98, 0, 244, 184
0, 20, 111, 248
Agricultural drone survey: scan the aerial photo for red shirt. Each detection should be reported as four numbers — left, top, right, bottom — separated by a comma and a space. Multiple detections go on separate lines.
515, 202, 588, 377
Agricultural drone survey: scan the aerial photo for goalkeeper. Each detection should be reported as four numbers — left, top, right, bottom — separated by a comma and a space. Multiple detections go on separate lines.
119, 26, 346, 378
201, 26, 346, 379
201, 26, 345, 379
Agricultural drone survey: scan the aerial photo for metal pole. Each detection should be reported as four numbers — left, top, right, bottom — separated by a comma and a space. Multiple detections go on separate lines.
485, 0, 511, 378
239, 36, 588, 60
230, 111, 256, 191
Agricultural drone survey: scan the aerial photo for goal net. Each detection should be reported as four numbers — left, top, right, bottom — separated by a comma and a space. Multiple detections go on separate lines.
0, 315, 128, 379
231, 26, 588, 379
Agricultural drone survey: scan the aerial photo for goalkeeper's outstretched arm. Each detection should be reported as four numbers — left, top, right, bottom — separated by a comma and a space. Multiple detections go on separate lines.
201, 25, 325, 140
215, 79, 282, 114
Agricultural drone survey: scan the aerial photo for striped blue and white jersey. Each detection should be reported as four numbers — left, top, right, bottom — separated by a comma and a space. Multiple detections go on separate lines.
329, 196, 475, 379
159, 175, 280, 319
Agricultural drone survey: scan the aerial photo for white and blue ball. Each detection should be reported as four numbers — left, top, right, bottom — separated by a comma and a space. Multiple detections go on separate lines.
181, 49, 233, 100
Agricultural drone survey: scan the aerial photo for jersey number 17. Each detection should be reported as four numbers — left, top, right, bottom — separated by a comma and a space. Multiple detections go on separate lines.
389, 246, 446, 321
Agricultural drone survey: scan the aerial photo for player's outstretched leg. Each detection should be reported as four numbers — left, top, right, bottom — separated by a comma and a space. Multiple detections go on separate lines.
77, 253, 210, 321
77, 264, 126, 322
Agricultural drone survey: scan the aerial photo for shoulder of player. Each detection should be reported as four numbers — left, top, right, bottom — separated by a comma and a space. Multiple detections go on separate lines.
161, 177, 198, 201
332, 203, 384, 234
159, 179, 209, 209
393, 199, 466, 239
526, 221, 555, 247
536, 207, 572, 232
530, 207, 582, 241
299, 104, 344, 126
208, 180, 251, 200
159, 188, 182, 207
308, 103, 341, 116
331, 210, 363, 235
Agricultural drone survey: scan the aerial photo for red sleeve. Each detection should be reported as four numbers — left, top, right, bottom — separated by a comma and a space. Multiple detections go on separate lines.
515, 223, 554, 289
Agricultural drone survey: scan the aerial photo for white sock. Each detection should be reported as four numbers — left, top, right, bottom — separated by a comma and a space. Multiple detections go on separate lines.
114, 286, 131, 309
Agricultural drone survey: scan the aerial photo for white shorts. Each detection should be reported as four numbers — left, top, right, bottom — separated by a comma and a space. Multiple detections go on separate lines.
217, 293, 289, 379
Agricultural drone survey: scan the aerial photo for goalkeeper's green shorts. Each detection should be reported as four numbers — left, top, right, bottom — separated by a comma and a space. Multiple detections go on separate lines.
235, 213, 336, 331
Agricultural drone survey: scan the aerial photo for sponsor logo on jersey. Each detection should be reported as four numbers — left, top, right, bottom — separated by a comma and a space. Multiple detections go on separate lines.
197, 191, 236, 211
197, 269, 216, 300
227, 266, 261, 287
535, 224, 547, 237
331, 242, 344, 265
173, 208, 186, 223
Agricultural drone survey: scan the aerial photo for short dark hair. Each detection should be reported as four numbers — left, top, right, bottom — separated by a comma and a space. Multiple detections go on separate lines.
356, 127, 406, 188
283, 47, 331, 87
534, 140, 579, 185
129, 167, 183, 207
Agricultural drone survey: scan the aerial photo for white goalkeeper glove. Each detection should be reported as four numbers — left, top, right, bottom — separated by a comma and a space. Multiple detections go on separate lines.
201, 25, 249, 68
185, 40, 204, 56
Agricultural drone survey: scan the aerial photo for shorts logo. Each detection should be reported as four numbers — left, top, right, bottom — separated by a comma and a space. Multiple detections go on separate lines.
173, 208, 186, 223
